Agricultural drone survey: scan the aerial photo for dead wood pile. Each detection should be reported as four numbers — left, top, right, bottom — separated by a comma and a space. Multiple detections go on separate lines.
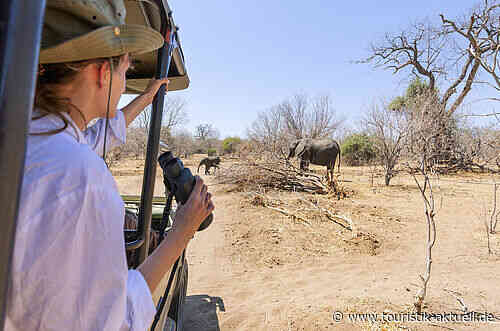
215, 159, 334, 194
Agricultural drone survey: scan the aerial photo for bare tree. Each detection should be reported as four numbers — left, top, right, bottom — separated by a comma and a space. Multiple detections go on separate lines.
136, 105, 152, 136
248, 93, 344, 157
162, 96, 188, 130
490, 183, 499, 233
194, 123, 215, 141
280, 93, 343, 139
441, 0, 500, 100
247, 106, 288, 155
134, 96, 188, 136
480, 182, 498, 255
194, 123, 220, 151
363, 102, 406, 185
309, 95, 344, 139
404, 91, 461, 171
279, 93, 309, 139
361, 12, 484, 115
406, 122, 442, 313
412, 167, 438, 314
403, 94, 445, 313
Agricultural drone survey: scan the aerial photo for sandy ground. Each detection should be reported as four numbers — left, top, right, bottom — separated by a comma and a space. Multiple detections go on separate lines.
114, 156, 500, 331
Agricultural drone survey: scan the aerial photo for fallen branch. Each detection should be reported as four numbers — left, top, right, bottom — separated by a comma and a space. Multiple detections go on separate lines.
265, 205, 311, 226
299, 198, 355, 232
443, 289, 468, 313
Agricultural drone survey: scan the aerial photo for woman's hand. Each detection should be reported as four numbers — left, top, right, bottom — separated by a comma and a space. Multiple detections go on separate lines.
173, 176, 215, 240
142, 78, 169, 104
137, 176, 214, 293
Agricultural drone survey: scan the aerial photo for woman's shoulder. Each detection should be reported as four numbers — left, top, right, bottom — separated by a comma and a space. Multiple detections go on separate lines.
24, 129, 114, 193
19, 131, 122, 228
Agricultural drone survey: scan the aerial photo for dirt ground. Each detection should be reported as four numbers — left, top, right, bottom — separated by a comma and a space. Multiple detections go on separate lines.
113, 156, 500, 331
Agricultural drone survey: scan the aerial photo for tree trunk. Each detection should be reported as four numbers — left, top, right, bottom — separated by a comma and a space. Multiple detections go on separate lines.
385, 173, 391, 186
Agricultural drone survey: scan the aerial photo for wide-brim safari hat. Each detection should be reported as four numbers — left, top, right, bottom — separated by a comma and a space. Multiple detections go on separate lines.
40, 0, 164, 64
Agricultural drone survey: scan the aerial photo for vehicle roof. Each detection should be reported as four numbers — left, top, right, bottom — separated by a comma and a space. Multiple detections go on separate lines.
124, 0, 190, 93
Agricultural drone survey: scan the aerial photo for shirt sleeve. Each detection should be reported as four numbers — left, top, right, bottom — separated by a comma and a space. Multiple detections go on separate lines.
8, 184, 155, 331
84, 110, 127, 156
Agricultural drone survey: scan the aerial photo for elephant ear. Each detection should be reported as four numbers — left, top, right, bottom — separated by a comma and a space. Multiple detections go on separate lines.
295, 140, 308, 157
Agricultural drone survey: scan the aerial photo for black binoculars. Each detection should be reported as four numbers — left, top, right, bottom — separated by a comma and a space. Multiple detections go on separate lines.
158, 151, 213, 231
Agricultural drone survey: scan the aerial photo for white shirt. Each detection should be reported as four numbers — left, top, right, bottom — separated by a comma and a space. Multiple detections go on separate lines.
6, 111, 156, 331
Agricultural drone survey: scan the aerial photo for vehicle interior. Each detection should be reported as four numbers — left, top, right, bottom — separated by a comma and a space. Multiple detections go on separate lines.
0, 1, 192, 330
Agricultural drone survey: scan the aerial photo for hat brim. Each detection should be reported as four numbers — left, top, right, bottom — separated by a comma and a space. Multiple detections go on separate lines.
39, 24, 164, 64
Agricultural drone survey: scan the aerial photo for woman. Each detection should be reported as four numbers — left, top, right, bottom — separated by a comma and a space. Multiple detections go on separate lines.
6, 1, 214, 330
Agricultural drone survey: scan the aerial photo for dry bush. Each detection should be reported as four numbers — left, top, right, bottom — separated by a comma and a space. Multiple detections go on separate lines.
363, 102, 406, 185
123, 127, 147, 159
168, 128, 195, 158
105, 146, 124, 170
455, 124, 500, 172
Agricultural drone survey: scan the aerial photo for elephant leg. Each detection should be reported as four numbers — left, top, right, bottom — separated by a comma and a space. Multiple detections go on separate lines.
326, 163, 334, 182
300, 159, 308, 171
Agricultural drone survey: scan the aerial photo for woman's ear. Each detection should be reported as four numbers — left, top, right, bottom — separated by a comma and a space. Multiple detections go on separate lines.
97, 62, 110, 89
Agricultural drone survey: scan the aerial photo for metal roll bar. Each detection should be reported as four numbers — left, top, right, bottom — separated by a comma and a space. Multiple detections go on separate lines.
125, 3, 181, 266
0, 1, 46, 329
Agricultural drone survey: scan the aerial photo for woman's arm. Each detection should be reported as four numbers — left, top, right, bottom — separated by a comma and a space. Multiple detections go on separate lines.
137, 176, 214, 294
122, 78, 169, 127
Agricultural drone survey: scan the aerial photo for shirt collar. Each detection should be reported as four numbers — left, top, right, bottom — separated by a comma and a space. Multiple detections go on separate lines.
30, 110, 88, 145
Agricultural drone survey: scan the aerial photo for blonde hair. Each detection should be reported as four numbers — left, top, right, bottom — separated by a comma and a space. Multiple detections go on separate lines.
34, 56, 124, 135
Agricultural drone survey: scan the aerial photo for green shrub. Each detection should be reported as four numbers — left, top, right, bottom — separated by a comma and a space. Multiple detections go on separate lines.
207, 148, 217, 156
341, 134, 377, 166
222, 137, 242, 154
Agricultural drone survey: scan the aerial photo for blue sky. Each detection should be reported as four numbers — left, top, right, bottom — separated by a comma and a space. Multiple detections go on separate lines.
121, 0, 498, 138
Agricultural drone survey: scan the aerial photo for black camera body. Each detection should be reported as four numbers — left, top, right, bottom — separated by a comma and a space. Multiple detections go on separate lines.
158, 151, 213, 231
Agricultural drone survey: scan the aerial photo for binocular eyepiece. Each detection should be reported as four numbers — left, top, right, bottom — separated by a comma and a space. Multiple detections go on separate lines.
158, 151, 213, 231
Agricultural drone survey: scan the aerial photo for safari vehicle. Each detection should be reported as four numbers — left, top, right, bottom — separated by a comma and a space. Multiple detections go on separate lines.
0, 1, 194, 330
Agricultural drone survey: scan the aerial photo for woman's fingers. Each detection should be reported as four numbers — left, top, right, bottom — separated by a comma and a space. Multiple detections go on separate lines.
191, 176, 204, 196
148, 78, 169, 90
188, 177, 211, 209
173, 175, 215, 237
143, 78, 170, 103
200, 183, 208, 199
207, 200, 215, 213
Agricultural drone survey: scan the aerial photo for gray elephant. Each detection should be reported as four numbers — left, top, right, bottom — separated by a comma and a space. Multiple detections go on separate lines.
197, 156, 221, 175
287, 138, 341, 181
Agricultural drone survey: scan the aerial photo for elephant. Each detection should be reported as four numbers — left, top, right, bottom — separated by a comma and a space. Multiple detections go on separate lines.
197, 156, 221, 175
287, 138, 341, 181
